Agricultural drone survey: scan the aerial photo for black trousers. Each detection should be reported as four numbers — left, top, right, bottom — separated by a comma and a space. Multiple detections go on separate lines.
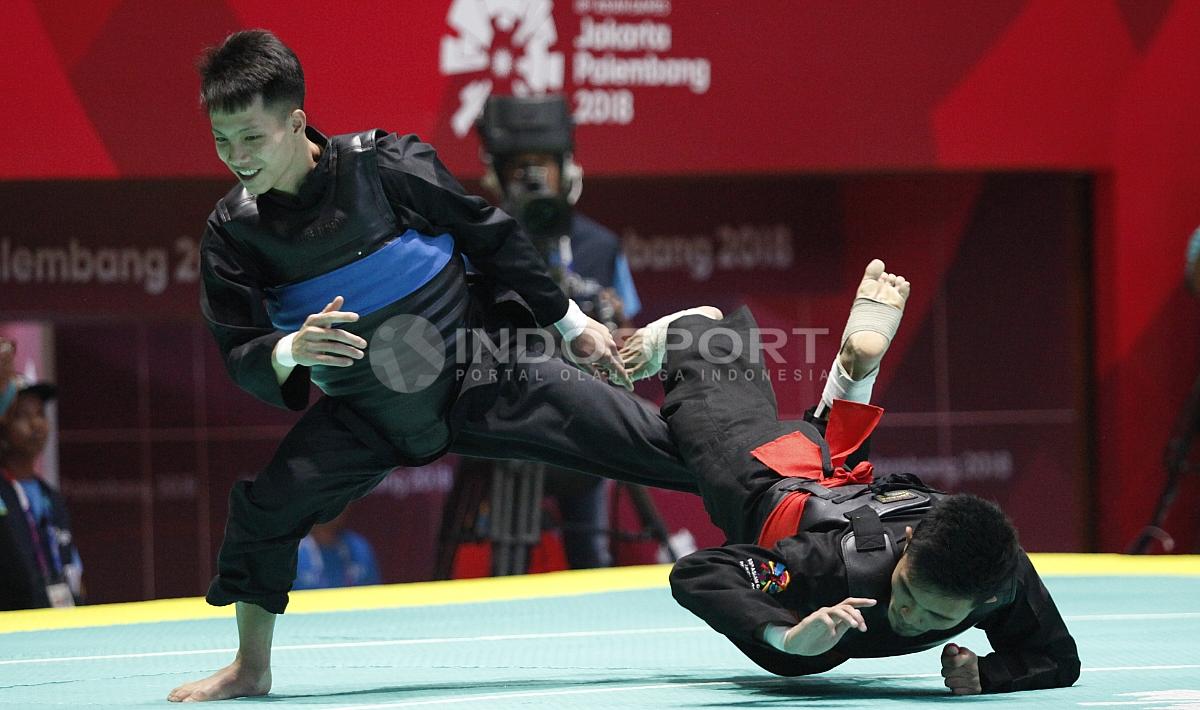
207, 348, 697, 614
661, 307, 860, 545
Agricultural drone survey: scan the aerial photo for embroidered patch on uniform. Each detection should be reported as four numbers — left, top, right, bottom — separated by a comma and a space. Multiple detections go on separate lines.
739, 557, 790, 594
757, 560, 790, 594
873, 489, 917, 504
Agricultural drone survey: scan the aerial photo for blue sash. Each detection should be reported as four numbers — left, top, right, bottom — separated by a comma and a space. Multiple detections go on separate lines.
265, 230, 454, 331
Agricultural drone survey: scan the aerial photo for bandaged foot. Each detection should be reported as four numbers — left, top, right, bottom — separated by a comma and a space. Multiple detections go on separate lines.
816, 259, 909, 416
619, 306, 723, 381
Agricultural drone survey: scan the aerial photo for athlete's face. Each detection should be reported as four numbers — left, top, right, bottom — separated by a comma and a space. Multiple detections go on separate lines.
210, 95, 311, 196
886, 528, 979, 637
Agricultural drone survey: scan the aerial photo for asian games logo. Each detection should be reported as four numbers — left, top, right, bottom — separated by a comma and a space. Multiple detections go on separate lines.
439, 0, 565, 137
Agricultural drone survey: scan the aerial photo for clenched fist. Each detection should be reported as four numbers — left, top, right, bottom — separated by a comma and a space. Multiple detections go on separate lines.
941, 643, 982, 695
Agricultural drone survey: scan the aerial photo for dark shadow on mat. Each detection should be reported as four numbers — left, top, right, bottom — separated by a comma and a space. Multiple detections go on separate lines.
222, 672, 1011, 705
232, 672, 720, 703
677, 674, 1010, 706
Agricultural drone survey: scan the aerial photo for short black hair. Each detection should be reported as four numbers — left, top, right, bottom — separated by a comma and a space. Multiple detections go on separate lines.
197, 29, 304, 115
905, 494, 1019, 603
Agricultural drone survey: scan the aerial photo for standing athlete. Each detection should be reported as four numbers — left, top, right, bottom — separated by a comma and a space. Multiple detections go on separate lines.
170, 30, 697, 702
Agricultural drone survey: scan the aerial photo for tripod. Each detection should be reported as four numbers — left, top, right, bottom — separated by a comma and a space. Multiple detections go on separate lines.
434, 456, 679, 578
1126, 370, 1200, 554
432, 224, 679, 576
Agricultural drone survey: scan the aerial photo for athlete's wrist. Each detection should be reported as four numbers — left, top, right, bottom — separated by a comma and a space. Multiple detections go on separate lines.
273, 333, 298, 368
760, 623, 791, 652
553, 299, 588, 341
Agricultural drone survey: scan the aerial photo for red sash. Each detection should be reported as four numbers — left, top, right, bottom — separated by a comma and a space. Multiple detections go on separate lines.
752, 400, 884, 547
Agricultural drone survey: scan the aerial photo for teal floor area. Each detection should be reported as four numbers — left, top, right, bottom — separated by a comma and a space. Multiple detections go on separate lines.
1, 575, 1198, 708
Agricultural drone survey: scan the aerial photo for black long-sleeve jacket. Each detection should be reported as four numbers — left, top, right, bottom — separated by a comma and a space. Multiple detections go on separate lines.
199, 127, 567, 413
669, 519, 1080, 694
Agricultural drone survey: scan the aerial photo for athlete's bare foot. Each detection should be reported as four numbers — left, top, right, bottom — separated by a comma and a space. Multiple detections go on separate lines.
840, 259, 910, 379
167, 659, 271, 703
620, 306, 723, 380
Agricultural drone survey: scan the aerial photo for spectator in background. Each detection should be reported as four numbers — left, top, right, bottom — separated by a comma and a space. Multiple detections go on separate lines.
0, 335, 36, 610
293, 510, 380, 590
474, 94, 643, 569
0, 371, 84, 609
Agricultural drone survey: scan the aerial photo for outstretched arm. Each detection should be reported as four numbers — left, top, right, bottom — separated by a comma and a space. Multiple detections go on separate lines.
760, 597, 876, 656
376, 133, 630, 387
975, 552, 1081, 693
670, 543, 807, 644
668, 534, 862, 676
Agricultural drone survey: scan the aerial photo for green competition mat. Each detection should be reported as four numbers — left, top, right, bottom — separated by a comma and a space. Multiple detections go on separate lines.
1, 556, 1197, 708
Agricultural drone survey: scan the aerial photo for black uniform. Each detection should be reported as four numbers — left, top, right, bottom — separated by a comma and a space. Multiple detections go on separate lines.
0, 476, 46, 610
661, 308, 1080, 694
200, 128, 696, 613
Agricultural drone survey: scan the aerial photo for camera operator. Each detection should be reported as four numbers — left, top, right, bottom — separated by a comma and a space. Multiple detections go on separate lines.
477, 95, 640, 333
470, 94, 643, 568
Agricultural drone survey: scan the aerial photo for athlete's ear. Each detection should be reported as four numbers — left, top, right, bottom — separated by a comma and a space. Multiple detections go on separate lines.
904, 525, 914, 543
290, 109, 306, 134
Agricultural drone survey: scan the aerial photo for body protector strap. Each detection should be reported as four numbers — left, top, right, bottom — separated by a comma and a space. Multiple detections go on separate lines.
749, 397, 948, 594
805, 475, 945, 597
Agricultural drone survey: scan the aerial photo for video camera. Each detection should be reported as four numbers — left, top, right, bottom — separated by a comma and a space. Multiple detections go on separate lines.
476, 95, 575, 240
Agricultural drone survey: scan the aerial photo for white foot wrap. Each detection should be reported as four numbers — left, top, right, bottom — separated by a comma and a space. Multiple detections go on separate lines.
814, 296, 902, 417
840, 297, 902, 347
635, 307, 721, 380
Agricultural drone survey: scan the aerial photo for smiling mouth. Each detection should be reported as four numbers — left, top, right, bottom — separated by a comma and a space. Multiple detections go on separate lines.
234, 168, 261, 180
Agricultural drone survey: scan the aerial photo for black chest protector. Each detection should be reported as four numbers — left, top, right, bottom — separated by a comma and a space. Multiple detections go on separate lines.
785, 473, 947, 601
214, 129, 398, 286
211, 130, 471, 462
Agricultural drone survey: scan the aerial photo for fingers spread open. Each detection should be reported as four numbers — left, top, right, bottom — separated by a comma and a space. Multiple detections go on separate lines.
597, 350, 633, 390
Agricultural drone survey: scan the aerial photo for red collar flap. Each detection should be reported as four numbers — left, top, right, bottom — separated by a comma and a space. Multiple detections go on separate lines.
750, 400, 884, 478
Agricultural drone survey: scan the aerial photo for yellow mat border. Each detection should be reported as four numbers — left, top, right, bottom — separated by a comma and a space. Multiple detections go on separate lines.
1, 554, 1196, 635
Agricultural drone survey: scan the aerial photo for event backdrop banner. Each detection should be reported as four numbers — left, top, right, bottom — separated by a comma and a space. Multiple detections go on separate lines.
3, 0, 1118, 179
